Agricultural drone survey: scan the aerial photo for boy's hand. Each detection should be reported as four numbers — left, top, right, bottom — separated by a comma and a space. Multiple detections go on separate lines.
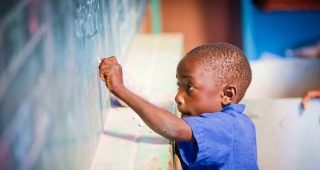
99, 56, 124, 93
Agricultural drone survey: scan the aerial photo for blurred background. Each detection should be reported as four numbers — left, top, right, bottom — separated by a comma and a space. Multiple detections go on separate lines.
1, 0, 320, 169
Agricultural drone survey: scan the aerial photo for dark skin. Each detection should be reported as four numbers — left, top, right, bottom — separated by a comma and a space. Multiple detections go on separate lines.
302, 90, 320, 110
98, 56, 238, 142
176, 55, 237, 118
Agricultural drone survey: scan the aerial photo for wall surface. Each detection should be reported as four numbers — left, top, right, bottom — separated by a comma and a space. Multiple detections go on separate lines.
245, 59, 320, 99
242, 0, 320, 60
0, 0, 146, 169
160, 0, 242, 55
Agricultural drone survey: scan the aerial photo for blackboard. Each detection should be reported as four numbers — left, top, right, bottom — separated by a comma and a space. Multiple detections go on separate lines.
0, 0, 146, 169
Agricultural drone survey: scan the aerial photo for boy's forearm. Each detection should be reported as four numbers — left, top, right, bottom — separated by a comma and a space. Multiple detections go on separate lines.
111, 85, 192, 141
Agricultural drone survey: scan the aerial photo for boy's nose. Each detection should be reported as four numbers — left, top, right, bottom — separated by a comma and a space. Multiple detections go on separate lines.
175, 93, 184, 106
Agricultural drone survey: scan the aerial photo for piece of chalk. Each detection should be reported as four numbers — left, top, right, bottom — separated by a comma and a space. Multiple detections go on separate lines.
98, 58, 101, 63
139, 122, 145, 127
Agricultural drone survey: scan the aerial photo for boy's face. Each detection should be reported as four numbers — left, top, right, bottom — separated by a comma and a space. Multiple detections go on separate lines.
175, 56, 224, 118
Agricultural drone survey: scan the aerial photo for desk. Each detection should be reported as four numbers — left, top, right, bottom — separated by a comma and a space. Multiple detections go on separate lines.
242, 98, 320, 170
90, 33, 183, 169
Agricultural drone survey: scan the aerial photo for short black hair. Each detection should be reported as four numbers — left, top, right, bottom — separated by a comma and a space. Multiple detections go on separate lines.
185, 43, 252, 103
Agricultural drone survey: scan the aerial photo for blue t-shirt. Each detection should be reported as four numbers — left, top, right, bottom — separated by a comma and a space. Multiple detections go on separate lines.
178, 104, 258, 170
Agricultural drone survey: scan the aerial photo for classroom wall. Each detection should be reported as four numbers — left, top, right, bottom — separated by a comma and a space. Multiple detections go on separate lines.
242, 0, 320, 60
0, 0, 146, 169
160, 0, 242, 55
152, 0, 320, 60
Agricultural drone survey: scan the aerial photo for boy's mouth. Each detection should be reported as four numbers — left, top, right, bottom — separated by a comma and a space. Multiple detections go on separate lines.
177, 107, 192, 118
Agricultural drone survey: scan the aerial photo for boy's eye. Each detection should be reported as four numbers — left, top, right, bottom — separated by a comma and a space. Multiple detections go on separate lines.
187, 84, 194, 91
176, 82, 180, 89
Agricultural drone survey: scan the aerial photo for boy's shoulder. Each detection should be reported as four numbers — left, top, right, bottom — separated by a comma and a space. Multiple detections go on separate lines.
199, 104, 248, 120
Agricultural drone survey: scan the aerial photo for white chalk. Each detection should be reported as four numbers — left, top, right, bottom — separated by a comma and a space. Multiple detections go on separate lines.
139, 122, 145, 127
98, 58, 101, 63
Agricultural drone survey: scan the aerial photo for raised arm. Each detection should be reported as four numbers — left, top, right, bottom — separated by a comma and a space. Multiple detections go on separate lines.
302, 89, 320, 110
99, 56, 193, 141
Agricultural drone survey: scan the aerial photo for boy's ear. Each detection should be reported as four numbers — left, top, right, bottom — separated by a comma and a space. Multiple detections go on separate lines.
221, 85, 237, 106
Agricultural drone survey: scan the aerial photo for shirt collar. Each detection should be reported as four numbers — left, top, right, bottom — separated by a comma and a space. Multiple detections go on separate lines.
221, 104, 245, 113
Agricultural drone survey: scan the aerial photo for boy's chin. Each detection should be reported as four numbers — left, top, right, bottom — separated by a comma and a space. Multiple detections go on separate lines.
180, 112, 192, 118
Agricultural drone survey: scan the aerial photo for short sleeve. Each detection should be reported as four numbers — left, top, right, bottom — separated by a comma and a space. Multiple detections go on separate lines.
178, 113, 234, 167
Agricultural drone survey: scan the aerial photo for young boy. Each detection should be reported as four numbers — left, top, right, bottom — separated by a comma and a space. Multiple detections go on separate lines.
99, 43, 258, 169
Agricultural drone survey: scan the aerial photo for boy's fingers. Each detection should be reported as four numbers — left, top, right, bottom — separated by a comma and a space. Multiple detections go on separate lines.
99, 69, 107, 80
99, 67, 111, 82
99, 71, 106, 82
302, 94, 310, 110
101, 58, 112, 65
99, 62, 108, 69
98, 56, 120, 84
302, 99, 308, 110
100, 56, 118, 62
106, 56, 118, 64
101, 58, 114, 66
301, 90, 320, 110
100, 68, 110, 76
99, 57, 118, 69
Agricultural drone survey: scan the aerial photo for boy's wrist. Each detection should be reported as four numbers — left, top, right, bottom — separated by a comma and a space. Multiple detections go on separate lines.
110, 83, 126, 97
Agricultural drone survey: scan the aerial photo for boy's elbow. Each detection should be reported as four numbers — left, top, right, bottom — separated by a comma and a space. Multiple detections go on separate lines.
159, 125, 192, 142
163, 130, 180, 141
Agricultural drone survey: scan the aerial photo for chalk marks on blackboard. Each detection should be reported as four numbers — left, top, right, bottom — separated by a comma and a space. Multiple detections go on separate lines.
75, 0, 99, 39
0, 0, 147, 169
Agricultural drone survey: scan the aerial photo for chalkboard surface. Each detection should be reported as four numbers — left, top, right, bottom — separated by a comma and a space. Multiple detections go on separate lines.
0, 0, 146, 169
